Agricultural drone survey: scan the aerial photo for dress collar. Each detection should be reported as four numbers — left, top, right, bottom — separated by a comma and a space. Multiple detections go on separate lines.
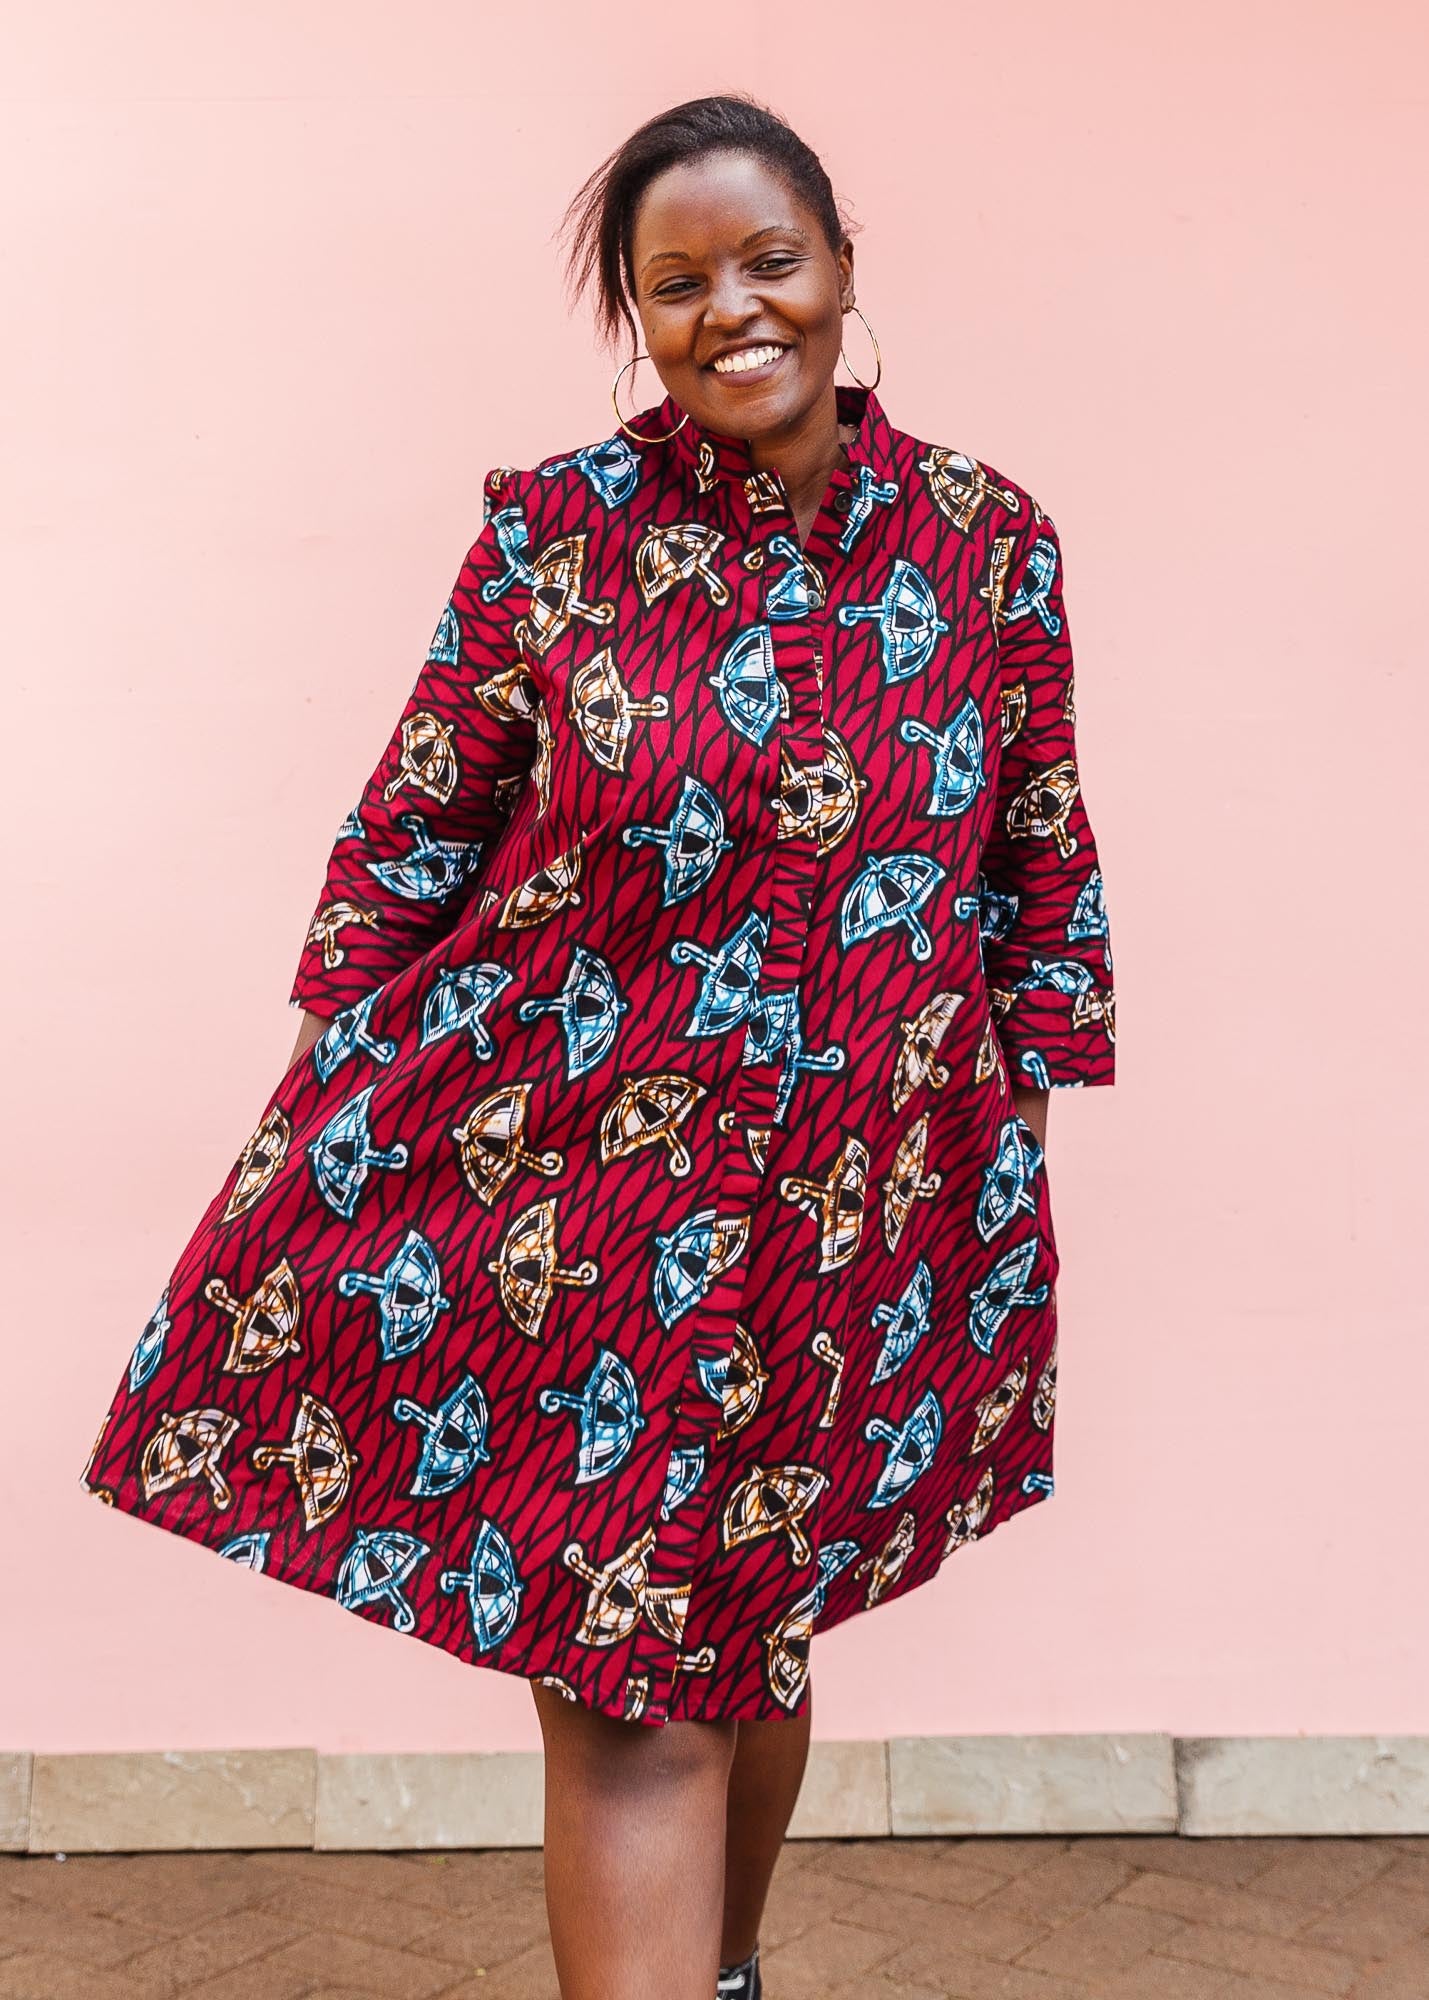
650, 382, 900, 495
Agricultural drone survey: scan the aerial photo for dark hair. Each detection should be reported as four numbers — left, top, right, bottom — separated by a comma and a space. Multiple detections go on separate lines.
560, 93, 853, 352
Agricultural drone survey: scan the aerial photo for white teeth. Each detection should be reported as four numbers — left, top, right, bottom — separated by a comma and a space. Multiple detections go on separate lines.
712, 344, 787, 375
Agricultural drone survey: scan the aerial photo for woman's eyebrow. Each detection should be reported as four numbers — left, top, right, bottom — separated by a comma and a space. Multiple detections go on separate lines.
640, 223, 812, 275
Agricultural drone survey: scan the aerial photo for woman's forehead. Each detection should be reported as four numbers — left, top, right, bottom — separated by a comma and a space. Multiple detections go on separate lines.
632, 153, 818, 257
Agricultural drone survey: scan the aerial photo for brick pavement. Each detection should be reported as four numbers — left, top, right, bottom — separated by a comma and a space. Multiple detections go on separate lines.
2, 1834, 1427, 1999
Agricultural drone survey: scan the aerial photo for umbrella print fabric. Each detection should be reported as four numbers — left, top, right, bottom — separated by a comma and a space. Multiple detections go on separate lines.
82, 384, 1115, 1728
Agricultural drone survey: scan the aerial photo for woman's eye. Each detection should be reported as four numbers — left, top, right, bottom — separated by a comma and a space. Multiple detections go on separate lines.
754, 257, 798, 274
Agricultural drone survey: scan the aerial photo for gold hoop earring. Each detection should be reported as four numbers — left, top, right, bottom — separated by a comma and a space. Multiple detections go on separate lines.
840, 302, 883, 392
611, 353, 688, 444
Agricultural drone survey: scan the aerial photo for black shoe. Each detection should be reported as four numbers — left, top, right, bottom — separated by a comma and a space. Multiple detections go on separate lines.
717, 1941, 762, 1997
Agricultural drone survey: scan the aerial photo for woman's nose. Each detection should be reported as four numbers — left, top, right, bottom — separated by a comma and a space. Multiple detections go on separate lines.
703, 271, 760, 326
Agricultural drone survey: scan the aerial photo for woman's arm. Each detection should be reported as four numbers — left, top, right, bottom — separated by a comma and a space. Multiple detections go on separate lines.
287, 464, 542, 1021
980, 499, 1116, 1092
1011, 1081, 1050, 1148
286, 1007, 332, 1072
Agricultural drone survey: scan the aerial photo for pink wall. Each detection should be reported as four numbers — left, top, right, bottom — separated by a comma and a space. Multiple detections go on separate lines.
5, 4, 1425, 1756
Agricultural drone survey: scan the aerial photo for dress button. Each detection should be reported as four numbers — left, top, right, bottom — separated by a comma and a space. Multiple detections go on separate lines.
832, 489, 851, 514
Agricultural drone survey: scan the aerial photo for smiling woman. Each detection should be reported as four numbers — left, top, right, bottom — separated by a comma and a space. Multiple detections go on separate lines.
82, 89, 1115, 2000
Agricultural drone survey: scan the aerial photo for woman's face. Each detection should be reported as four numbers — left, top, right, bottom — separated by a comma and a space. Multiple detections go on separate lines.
629, 150, 854, 444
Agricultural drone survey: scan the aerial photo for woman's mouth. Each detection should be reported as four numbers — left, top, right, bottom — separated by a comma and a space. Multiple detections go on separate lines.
706, 343, 791, 382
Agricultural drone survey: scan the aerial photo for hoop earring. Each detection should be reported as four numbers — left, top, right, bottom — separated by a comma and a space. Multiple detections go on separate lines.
840, 302, 883, 392
611, 353, 688, 444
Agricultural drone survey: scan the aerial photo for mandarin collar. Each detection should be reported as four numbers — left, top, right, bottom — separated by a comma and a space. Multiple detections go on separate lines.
648, 382, 899, 496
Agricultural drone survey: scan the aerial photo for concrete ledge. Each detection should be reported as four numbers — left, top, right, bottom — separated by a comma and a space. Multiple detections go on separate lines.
788, 1739, 890, 1839
0, 1754, 32, 1852
1178, 1735, 1429, 1836
316, 1752, 545, 1850
14, 1736, 1429, 1850
889, 1733, 1177, 1836
28, 1749, 316, 1854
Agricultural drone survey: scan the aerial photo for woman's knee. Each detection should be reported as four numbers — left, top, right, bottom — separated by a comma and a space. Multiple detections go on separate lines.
533, 1685, 737, 1798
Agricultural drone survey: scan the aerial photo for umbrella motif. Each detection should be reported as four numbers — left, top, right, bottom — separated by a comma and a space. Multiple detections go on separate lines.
1005, 532, 1063, 638
634, 521, 732, 608
854, 1510, 917, 1605
440, 1518, 525, 1650
217, 1530, 271, 1571
517, 942, 627, 1078
763, 533, 826, 619
839, 851, 947, 962
393, 1370, 492, 1497
419, 962, 512, 1057
916, 445, 1016, 534
741, 988, 845, 1126
127, 1287, 172, 1392
870, 1257, 935, 1383
204, 1257, 302, 1375
880, 1114, 942, 1254
890, 990, 964, 1112
382, 711, 459, 806
338, 1229, 451, 1360
770, 726, 865, 851
659, 1442, 707, 1522
251, 1391, 357, 1531
899, 694, 987, 817
709, 623, 784, 745
486, 1198, 598, 1341
975, 1118, 1044, 1243
779, 1133, 869, 1272
670, 908, 768, 1038
312, 992, 397, 1084
571, 646, 670, 774
721, 1463, 827, 1565
365, 811, 482, 902
968, 1238, 1049, 1355
477, 505, 538, 604
1067, 866, 1111, 969
622, 774, 734, 905
763, 1539, 860, 1710
864, 1388, 943, 1508
836, 558, 950, 683
836, 464, 900, 554
336, 1527, 430, 1634
513, 533, 616, 654
539, 434, 641, 509
452, 1082, 564, 1204
426, 599, 460, 663
597, 1071, 707, 1178
562, 1525, 658, 1646
307, 1084, 409, 1220
140, 1407, 240, 1509
1033, 1340, 1057, 1431
651, 1206, 751, 1329
538, 1345, 646, 1484
304, 900, 378, 970
971, 1354, 1030, 1453
1005, 758, 1081, 859
943, 1465, 997, 1554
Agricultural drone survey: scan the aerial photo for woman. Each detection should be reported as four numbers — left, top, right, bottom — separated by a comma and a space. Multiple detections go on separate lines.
82, 94, 1115, 2000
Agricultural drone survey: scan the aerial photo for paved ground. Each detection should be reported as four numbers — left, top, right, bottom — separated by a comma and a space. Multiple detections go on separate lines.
2, 1833, 1428, 1998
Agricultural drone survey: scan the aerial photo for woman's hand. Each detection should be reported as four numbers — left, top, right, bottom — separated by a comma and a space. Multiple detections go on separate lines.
286, 1008, 330, 1072
1010, 1082, 1049, 1150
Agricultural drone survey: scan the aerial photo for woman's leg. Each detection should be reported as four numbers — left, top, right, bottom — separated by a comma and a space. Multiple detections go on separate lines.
531, 1679, 738, 2000
719, 1688, 814, 1966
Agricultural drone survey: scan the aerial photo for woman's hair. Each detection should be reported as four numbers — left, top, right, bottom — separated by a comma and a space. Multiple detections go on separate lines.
560, 93, 852, 351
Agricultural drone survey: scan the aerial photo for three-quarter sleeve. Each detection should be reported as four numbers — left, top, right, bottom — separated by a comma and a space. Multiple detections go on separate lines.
978, 502, 1116, 1088
289, 465, 541, 1017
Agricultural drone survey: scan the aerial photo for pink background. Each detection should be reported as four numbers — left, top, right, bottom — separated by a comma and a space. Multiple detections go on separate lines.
4, 4, 1425, 1756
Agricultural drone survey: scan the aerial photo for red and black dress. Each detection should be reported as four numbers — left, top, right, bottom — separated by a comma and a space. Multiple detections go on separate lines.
83, 384, 1116, 1726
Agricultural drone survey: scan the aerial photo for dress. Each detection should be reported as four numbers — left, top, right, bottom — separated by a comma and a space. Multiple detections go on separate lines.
81, 383, 1116, 1727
